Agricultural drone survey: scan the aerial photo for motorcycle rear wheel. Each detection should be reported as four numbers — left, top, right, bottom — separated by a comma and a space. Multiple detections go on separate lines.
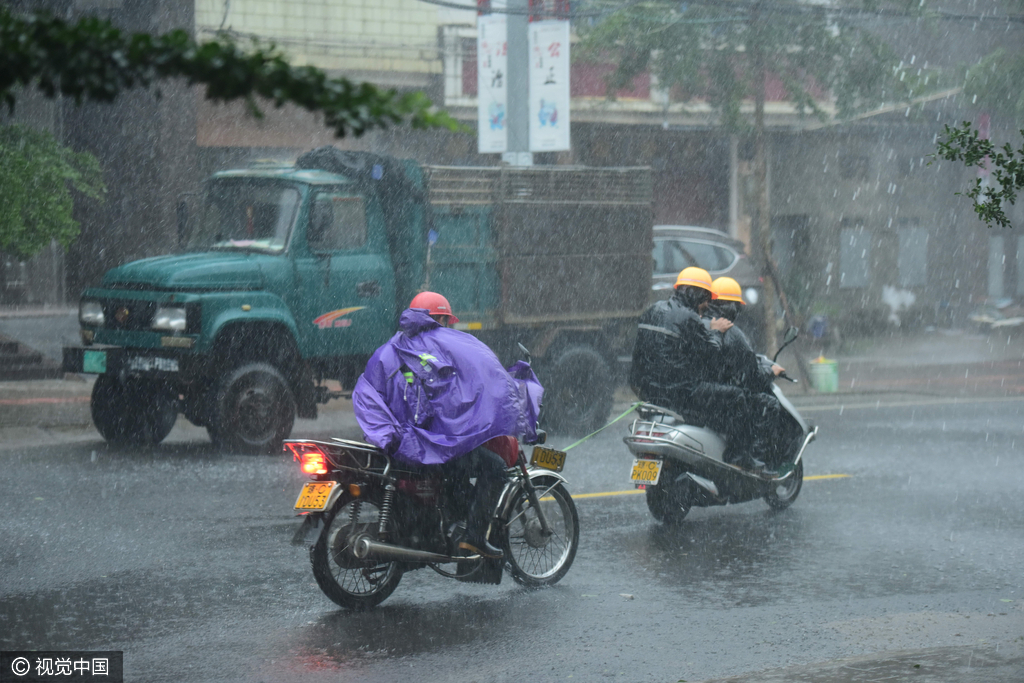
310, 493, 402, 610
503, 478, 579, 587
764, 460, 803, 510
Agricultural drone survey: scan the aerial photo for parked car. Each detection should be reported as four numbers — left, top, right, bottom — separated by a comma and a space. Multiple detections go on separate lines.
651, 225, 766, 350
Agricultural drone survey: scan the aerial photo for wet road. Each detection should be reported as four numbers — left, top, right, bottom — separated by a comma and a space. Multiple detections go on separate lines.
1, 395, 1023, 682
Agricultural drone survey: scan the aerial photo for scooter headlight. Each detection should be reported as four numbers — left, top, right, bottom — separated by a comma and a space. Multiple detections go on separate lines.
744, 288, 760, 305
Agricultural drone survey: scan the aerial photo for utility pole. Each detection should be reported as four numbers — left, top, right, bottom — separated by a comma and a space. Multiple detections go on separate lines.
504, 0, 532, 166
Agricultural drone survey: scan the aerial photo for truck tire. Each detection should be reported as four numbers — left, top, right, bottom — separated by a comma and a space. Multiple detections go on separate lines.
91, 375, 178, 446
209, 362, 296, 455
542, 344, 613, 436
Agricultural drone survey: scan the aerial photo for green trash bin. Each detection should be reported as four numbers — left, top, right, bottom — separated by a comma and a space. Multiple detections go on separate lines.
807, 356, 839, 393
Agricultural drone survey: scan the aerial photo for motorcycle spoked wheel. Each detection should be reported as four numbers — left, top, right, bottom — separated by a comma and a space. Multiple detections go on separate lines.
764, 460, 803, 510
503, 477, 579, 587
310, 492, 402, 610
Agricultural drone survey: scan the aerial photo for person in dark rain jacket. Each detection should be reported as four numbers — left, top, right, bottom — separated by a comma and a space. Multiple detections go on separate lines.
630, 268, 771, 471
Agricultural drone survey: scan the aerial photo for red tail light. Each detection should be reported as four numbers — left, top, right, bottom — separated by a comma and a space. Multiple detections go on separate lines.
285, 442, 329, 476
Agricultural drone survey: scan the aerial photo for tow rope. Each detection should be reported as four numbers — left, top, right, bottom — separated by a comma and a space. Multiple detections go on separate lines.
562, 402, 642, 451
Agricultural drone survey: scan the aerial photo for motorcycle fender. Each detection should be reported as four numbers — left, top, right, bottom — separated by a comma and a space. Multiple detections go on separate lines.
291, 512, 323, 546
496, 469, 568, 520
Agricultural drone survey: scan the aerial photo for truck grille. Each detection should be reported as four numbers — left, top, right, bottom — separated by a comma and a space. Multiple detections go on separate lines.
101, 300, 156, 331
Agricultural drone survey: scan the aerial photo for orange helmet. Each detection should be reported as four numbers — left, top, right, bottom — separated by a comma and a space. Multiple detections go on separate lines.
409, 291, 459, 324
711, 277, 745, 304
674, 267, 714, 293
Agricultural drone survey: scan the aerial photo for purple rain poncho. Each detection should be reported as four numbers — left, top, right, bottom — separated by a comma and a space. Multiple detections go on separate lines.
352, 308, 544, 465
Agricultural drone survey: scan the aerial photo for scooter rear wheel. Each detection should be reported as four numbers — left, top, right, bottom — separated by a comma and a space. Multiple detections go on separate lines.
764, 460, 803, 510
646, 483, 691, 524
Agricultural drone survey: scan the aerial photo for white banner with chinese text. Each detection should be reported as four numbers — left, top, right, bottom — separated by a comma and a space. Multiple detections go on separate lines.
528, 20, 570, 152
477, 14, 508, 154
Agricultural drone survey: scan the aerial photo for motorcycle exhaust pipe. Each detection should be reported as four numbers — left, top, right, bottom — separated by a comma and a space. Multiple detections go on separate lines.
352, 537, 456, 564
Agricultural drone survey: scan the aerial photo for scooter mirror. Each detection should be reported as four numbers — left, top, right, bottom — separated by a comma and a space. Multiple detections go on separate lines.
784, 326, 799, 344
517, 342, 532, 364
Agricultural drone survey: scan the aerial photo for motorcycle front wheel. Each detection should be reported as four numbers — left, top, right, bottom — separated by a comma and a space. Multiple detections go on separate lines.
765, 460, 803, 510
310, 493, 402, 610
503, 478, 579, 587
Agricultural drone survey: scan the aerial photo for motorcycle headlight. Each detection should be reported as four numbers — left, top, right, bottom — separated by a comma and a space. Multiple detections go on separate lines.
79, 300, 105, 327
744, 288, 760, 305
153, 306, 187, 332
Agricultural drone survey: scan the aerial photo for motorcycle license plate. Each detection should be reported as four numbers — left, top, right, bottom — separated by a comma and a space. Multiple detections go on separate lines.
294, 481, 337, 512
530, 446, 567, 472
630, 458, 663, 486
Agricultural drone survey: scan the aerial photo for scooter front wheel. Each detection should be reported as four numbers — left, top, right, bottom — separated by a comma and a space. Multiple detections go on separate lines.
764, 460, 803, 510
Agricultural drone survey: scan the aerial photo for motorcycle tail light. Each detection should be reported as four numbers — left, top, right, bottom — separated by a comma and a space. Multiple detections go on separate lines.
286, 442, 329, 476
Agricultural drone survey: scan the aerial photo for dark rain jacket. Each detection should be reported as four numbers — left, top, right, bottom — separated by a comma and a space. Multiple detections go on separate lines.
629, 293, 722, 407
716, 324, 775, 394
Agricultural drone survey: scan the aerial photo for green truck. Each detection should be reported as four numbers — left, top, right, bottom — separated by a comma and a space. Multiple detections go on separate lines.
63, 149, 653, 453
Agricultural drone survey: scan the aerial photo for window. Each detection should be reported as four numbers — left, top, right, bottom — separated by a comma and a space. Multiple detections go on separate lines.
658, 239, 736, 274
192, 180, 301, 253
897, 226, 928, 287
839, 225, 871, 288
308, 191, 367, 252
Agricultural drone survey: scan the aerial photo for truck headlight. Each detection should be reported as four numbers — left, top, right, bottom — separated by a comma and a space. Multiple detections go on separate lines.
153, 306, 187, 332
744, 288, 760, 305
79, 300, 105, 327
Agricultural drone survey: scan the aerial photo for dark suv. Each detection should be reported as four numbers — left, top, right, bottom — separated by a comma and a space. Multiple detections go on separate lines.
651, 225, 766, 350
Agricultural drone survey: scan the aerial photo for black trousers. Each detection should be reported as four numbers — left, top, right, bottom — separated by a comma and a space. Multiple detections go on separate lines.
682, 382, 783, 465
439, 446, 507, 538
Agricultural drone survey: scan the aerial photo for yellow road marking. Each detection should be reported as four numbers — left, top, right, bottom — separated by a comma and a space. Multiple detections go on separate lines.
798, 395, 1024, 412
546, 473, 851, 501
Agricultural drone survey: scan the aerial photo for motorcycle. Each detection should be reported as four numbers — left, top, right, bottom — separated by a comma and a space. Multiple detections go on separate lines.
624, 326, 818, 523
287, 434, 579, 610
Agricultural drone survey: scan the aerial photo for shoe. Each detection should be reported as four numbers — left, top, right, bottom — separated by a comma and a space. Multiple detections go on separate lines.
742, 458, 766, 472
458, 537, 504, 559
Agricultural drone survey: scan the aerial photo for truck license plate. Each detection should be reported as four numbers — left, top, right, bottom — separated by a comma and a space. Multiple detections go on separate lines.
530, 446, 567, 472
294, 481, 337, 511
630, 458, 663, 486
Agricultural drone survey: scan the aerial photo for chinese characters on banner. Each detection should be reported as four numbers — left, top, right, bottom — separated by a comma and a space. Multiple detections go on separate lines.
528, 20, 570, 152
477, 14, 508, 154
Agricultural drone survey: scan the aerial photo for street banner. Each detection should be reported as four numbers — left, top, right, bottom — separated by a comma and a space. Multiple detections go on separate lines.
528, 20, 570, 152
477, 13, 508, 154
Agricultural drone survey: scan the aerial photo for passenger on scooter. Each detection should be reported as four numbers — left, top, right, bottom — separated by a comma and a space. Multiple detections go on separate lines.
706, 277, 786, 469
630, 268, 773, 472
352, 291, 543, 560
708, 277, 785, 393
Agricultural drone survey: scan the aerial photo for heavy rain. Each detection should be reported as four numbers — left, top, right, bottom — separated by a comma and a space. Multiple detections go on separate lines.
1, 0, 1023, 681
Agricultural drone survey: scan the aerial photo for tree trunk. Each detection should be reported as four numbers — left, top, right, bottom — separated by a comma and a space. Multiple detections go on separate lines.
750, 15, 777, 356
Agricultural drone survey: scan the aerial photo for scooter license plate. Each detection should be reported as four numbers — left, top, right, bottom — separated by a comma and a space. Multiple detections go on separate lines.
630, 458, 663, 485
294, 481, 337, 511
530, 446, 567, 472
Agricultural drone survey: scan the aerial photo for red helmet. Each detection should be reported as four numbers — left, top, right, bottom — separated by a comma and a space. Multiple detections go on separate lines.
409, 291, 459, 324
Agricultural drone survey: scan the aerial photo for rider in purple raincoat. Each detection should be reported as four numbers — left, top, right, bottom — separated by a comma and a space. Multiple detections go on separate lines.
353, 292, 543, 559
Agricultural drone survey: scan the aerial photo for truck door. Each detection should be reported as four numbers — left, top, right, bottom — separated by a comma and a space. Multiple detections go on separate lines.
293, 188, 395, 360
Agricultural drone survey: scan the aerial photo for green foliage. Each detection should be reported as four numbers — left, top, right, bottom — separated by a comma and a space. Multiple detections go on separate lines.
0, 124, 105, 260
0, 8, 461, 138
934, 121, 1024, 228
575, 0, 922, 130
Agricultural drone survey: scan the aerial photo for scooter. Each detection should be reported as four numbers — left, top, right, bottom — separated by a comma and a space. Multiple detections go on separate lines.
623, 327, 818, 523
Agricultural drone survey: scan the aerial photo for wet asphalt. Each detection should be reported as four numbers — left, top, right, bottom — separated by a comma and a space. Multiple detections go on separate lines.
1, 394, 1023, 682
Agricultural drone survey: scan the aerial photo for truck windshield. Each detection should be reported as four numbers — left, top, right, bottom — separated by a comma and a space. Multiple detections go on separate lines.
190, 180, 301, 253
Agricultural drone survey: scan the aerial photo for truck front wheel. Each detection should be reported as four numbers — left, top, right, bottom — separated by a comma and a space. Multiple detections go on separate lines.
209, 362, 296, 455
91, 375, 178, 445
542, 344, 613, 436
